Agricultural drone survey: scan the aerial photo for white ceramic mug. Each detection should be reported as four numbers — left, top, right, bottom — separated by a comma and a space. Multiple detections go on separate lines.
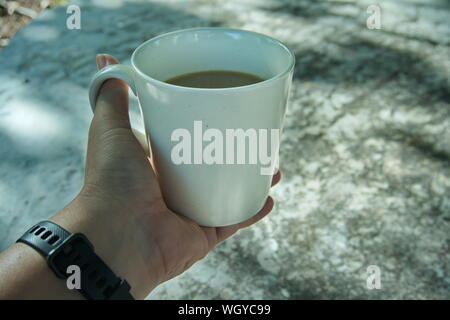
89, 28, 294, 227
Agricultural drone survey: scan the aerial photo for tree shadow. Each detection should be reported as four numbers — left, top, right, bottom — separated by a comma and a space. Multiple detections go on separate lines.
289, 37, 450, 106
255, 0, 450, 107
258, 0, 354, 20
375, 127, 450, 164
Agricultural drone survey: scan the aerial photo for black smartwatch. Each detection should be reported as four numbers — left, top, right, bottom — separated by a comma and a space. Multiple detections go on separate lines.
17, 221, 134, 300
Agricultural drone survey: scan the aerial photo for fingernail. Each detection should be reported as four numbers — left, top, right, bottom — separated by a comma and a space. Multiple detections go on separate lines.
96, 54, 107, 70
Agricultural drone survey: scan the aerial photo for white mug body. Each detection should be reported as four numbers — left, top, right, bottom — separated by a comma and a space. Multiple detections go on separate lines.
89, 28, 294, 226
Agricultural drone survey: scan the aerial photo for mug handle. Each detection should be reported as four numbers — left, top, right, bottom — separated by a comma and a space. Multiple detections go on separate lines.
88, 64, 150, 156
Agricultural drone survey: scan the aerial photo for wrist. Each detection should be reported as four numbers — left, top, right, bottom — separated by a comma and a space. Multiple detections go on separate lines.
49, 193, 163, 299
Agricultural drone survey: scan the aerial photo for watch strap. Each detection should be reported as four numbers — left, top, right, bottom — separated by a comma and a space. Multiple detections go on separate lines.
18, 220, 71, 257
17, 221, 134, 300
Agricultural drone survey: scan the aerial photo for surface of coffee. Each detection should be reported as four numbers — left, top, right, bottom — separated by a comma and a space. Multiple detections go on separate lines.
165, 70, 264, 88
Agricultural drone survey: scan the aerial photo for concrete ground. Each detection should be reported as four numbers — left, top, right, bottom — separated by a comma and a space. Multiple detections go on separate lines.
0, 0, 449, 299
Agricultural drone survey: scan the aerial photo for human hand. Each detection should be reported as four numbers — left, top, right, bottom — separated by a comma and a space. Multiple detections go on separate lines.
52, 54, 281, 299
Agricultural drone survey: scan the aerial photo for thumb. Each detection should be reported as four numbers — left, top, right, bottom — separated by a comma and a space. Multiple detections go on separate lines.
92, 54, 131, 135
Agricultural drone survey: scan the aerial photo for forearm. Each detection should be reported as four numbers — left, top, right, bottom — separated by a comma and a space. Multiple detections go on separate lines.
0, 195, 161, 300
0, 242, 83, 299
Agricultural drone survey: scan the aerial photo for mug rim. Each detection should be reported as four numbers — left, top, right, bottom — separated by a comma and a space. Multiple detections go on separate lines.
130, 27, 295, 92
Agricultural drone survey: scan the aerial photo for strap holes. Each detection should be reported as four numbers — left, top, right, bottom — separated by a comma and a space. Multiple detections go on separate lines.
29, 226, 39, 234
48, 235, 60, 245
41, 231, 52, 240
35, 227, 45, 236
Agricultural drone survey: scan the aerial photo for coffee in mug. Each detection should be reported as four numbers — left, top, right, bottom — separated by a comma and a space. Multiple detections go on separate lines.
165, 70, 264, 88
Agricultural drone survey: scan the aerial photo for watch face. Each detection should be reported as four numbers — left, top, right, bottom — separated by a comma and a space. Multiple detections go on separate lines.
47, 233, 92, 279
